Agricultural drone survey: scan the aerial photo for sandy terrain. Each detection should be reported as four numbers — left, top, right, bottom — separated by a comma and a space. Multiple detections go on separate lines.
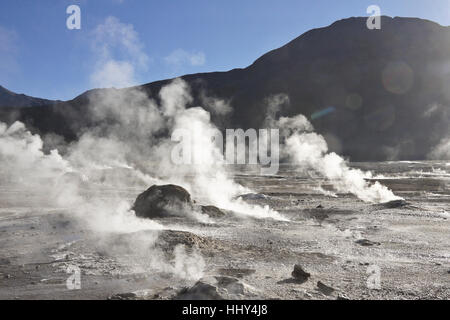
0, 162, 449, 300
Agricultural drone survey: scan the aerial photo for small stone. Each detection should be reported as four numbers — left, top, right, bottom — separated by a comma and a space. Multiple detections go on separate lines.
109, 292, 137, 300
291, 264, 311, 282
355, 239, 381, 246
317, 281, 335, 296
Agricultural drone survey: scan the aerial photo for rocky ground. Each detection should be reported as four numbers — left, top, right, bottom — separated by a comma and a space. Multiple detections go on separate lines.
0, 163, 449, 300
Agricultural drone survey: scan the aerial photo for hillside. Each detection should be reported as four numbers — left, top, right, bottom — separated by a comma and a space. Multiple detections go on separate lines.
1, 16, 449, 161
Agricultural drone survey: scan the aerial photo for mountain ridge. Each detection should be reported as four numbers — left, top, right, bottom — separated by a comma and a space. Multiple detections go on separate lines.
0, 85, 60, 108
1, 16, 449, 161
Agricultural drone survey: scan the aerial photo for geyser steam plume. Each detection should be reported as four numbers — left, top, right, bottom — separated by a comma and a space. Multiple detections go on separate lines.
75, 78, 286, 221
266, 94, 402, 203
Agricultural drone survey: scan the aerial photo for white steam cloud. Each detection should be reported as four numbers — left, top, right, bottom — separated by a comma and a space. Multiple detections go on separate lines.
0, 121, 70, 186
0, 16, 404, 283
165, 49, 206, 67
429, 137, 450, 159
90, 16, 149, 88
87, 16, 283, 220
266, 94, 401, 203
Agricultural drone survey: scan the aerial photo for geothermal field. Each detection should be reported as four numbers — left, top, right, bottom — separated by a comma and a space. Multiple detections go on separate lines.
0, 155, 448, 300
1, 2, 450, 306
0, 78, 449, 300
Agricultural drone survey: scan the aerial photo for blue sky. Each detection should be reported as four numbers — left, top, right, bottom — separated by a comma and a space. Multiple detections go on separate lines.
1, 0, 450, 100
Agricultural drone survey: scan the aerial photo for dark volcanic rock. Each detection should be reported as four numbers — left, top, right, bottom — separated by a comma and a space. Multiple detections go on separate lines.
380, 199, 408, 208
175, 281, 224, 300
133, 185, 193, 218
174, 276, 257, 299
317, 281, 335, 296
109, 292, 138, 300
355, 239, 381, 246
291, 264, 311, 283
133, 184, 227, 220
200, 205, 226, 218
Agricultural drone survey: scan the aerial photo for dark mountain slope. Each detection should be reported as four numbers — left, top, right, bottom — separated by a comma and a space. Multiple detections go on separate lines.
1, 16, 450, 161
0, 85, 58, 108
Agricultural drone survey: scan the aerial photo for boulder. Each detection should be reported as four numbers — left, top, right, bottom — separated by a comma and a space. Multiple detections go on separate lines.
133, 184, 227, 220
174, 276, 258, 300
133, 184, 193, 218
200, 205, 226, 218
175, 281, 224, 300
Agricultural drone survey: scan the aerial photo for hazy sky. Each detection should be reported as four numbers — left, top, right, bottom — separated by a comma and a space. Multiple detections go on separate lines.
1, 0, 450, 100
